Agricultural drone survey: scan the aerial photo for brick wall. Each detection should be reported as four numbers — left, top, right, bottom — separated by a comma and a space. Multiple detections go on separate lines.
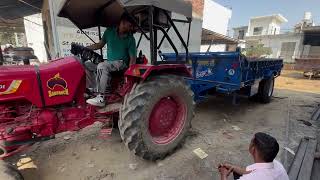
185, 0, 204, 17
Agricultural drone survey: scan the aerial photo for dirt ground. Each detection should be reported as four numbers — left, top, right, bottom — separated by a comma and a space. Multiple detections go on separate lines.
6, 70, 320, 180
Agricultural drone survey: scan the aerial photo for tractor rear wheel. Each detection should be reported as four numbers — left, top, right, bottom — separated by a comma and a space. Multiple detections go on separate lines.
0, 162, 24, 180
119, 76, 195, 161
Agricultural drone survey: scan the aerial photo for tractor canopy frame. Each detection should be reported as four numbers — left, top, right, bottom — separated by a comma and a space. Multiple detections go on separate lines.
58, 0, 192, 65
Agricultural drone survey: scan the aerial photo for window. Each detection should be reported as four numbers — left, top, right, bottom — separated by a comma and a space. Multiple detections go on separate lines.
253, 27, 263, 35
238, 30, 245, 40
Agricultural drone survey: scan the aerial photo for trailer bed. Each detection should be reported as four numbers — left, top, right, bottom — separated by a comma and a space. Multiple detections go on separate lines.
161, 51, 283, 102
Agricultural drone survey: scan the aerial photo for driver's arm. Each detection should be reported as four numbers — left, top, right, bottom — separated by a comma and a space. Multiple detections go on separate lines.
87, 29, 109, 50
128, 36, 137, 66
87, 39, 106, 50
129, 56, 136, 66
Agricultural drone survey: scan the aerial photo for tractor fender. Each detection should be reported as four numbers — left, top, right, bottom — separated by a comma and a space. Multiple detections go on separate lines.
125, 64, 192, 81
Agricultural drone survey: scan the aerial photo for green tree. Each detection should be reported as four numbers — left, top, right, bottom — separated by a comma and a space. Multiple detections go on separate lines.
243, 44, 272, 58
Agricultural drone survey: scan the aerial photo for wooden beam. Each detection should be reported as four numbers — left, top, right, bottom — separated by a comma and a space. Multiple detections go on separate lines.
288, 138, 308, 180
311, 143, 320, 180
298, 139, 317, 180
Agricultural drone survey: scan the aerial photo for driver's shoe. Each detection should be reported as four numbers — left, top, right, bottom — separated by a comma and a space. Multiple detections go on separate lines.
86, 94, 105, 107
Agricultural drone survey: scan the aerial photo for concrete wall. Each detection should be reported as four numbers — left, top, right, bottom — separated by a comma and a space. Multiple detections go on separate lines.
306, 46, 320, 57
24, 14, 47, 62
201, 0, 232, 52
202, 0, 232, 35
248, 17, 281, 36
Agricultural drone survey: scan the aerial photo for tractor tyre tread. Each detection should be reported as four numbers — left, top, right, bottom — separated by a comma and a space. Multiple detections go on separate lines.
258, 77, 275, 104
0, 162, 24, 180
119, 75, 195, 161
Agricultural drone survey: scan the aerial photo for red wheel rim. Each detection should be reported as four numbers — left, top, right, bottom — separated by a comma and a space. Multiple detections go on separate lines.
148, 95, 187, 145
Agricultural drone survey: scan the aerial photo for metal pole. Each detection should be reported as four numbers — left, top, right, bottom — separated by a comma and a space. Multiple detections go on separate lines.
0, 45, 3, 65
136, 33, 143, 49
98, 26, 103, 56
153, 27, 157, 62
157, 27, 171, 49
49, 0, 59, 57
187, 19, 192, 48
165, 11, 189, 63
79, 29, 96, 43
149, 7, 155, 64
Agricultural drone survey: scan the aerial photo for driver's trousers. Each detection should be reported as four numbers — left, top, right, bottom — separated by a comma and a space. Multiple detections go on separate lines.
83, 60, 125, 94
96, 60, 125, 94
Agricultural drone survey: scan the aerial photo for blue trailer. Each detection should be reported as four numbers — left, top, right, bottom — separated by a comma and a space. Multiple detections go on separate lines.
161, 49, 283, 103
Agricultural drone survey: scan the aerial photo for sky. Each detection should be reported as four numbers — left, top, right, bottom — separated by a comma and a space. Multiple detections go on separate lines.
214, 0, 320, 31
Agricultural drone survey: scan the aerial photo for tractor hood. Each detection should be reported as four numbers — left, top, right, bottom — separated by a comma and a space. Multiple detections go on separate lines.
58, 0, 192, 29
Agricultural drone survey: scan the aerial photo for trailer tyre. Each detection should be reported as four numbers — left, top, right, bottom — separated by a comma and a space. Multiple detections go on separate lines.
119, 75, 195, 161
258, 77, 275, 104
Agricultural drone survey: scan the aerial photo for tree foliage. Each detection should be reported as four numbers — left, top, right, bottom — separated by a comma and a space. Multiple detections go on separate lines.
243, 44, 272, 58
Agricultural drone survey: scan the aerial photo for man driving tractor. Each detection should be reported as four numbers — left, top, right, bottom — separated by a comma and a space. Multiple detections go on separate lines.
86, 13, 137, 107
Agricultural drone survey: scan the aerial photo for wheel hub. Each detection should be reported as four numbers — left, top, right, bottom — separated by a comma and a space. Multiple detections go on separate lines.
149, 96, 186, 144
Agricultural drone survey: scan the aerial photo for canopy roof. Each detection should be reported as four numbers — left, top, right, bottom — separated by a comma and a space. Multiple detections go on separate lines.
0, 0, 43, 20
58, 0, 192, 29
201, 28, 239, 45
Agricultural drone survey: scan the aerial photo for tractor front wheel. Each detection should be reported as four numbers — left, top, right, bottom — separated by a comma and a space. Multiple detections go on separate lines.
119, 76, 195, 161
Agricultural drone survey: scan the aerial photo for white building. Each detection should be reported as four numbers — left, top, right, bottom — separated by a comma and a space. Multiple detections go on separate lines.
232, 26, 248, 49
247, 14, 288, 36
233, 26, 248, 40
201, 0, 232, 52
202, 0, 232, 35
232, 13, 320, 63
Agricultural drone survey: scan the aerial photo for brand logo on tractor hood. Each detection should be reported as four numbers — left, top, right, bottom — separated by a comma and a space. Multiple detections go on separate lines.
0, 80, 22, 96
47, 73, 69, 97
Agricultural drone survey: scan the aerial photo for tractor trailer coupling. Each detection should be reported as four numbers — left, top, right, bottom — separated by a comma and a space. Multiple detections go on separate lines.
161, 51, 283, 103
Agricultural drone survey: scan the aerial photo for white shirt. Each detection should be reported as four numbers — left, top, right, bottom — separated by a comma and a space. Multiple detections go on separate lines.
238, 160, 289, 180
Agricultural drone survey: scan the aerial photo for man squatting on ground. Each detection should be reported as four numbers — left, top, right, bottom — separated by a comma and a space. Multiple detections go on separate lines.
218, 132, 289, 180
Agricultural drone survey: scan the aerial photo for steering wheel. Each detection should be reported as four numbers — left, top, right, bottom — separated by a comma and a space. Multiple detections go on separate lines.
71, 43, 103, 64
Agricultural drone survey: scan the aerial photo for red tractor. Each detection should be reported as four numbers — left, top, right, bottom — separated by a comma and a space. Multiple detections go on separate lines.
0, 0, 195, 164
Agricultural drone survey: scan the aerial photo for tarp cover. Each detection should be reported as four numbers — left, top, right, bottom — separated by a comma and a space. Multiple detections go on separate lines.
58, 0, 192, 29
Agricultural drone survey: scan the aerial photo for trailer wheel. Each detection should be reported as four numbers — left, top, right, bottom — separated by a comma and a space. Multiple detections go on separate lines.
119, 75, 195, 161
257, 77, 275, 104
0, 162, 24, 180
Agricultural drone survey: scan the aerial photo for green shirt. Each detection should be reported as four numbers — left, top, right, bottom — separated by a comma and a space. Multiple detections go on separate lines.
102, 27, 136, 65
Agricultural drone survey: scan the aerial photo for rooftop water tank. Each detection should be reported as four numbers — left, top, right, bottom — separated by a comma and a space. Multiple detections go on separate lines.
304, 12, 312, 21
